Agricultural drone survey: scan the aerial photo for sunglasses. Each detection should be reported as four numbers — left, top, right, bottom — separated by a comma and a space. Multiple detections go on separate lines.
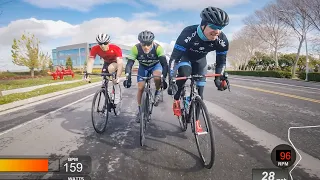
207, 23, 224, 30
98, 42, 109, 45
141, 42, 152, 46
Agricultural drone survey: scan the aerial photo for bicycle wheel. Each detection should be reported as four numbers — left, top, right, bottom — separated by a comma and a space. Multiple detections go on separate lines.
177, 97, 188, 132
190, 95, 215, 169
140, 91, 149, 146
91, 88, 110, 133
147, 89, 154, 122
112, 83, 122, 116
159, 88, 164, 102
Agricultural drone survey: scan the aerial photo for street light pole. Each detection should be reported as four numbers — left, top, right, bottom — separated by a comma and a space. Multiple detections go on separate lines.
304, 28, 309, 81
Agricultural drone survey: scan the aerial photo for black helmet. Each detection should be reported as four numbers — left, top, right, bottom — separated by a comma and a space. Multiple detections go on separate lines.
200, 7, 229, 27
138, 30, 155, 43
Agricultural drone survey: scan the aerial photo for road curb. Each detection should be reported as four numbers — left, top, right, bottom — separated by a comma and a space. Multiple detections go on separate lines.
0, 82, 101, 113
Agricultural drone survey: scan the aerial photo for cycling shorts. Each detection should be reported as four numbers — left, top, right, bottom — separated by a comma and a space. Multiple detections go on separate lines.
137, 62, 162, 82
174, 56, 207, 86
102, 62, 118, 76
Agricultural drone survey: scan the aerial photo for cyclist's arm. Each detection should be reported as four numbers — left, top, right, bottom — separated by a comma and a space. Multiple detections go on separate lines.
125, 46, 138, 77
168, 27, 191, 75
215, 32, 229, 75
156, 45, 168, 79
87, 46, 98, 73
114, 46, 123, 79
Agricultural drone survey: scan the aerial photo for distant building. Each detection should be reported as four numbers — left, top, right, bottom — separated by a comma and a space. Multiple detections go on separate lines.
52, 43, 132, 69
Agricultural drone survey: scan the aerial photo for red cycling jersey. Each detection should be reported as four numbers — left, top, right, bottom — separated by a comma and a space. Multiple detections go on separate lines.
89, 44, 122, 63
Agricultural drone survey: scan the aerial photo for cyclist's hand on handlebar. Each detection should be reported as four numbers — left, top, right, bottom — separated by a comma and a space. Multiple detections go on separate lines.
123, 73, 131, 88
83, 71, 91, 83
214, 75, 227, 91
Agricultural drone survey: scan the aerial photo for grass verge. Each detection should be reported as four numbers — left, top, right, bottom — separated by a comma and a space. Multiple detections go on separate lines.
0, 78, 100, 105
0, 75, 84, 91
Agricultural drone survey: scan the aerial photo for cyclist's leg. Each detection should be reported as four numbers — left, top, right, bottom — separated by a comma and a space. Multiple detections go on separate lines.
101, 62, 110, 87
192, 57, 207, 99
151, 62, 163, 106
172, 60, 192, 116
173, 60, 192, 100
107, 62, 118, 84
136, 64, 148, 122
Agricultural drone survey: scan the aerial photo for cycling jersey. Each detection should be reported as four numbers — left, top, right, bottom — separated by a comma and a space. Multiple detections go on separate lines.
90, 44, 122, 63
169, 25, 229, 68
128, 42, 165, 67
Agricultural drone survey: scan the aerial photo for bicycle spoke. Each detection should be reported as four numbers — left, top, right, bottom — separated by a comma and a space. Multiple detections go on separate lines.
91, 89, 109, 134
192, 96, 215, 169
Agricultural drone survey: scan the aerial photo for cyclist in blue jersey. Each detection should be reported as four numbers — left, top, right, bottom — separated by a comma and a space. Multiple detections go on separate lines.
167, 6, 229, 117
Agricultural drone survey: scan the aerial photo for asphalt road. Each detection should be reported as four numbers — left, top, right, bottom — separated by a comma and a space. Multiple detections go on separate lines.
0, 75, 319, 180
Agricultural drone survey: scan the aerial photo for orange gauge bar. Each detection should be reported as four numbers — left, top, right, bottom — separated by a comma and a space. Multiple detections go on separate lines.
0, 158, 48, 172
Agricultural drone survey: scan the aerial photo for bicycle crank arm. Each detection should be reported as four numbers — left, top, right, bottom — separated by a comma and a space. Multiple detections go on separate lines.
226, 80, 231, 92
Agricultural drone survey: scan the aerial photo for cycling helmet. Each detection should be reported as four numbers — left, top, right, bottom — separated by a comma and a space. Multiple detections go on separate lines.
200, 7, 229, 27
138, 30, 155, 43
96, 33, 111, 44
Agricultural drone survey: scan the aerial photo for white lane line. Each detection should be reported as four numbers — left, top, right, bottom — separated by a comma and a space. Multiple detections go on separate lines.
0, 93, 94, 137
230, 77, 320, 91
204, 100, 320, 178
288, 125, 320, 180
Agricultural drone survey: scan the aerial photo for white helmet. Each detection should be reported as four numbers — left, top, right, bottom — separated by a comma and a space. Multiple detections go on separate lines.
96, 33, 111, 44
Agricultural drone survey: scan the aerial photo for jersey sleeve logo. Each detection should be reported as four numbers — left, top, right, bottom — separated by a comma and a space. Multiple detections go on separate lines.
184, 31, 197, 43
218, 38, 226, 47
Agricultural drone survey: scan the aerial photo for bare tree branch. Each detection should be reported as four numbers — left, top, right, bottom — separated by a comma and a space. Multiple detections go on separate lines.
243, 2, 290, 68
274, 0, 314, 78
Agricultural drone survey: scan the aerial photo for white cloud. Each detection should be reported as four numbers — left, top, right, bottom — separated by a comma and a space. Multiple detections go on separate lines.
132, 12, 157, 19
0, 17, 184, 71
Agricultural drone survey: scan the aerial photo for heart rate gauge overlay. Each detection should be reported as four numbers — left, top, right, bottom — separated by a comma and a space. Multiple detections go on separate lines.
0, 155, 91, 179
0, 158, 55, 172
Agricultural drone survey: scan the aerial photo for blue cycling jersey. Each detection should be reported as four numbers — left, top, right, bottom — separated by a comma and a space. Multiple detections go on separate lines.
169, 25, 229, 71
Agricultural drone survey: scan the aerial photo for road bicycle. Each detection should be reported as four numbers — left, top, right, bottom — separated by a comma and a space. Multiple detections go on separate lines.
126, 73, 164, 146
84, 72, 123, 134
172, 72, 230, 169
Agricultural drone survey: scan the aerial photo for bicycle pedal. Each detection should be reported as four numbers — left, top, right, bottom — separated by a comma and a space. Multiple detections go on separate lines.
196, 131, 208, 135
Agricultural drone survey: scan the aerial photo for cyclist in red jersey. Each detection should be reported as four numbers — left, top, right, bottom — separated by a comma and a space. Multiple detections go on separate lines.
86, 33, 123, 84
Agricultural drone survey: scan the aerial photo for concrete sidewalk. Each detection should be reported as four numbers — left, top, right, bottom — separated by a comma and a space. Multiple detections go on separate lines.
1, 79, 82, 96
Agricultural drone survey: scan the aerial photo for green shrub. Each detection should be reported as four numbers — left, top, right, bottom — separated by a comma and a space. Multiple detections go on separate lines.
298, 72, 320, 82
226, 71, 292, 78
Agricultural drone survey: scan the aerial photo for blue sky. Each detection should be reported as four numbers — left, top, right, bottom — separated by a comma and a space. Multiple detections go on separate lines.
1, 0, 273, 43
0, 0, 274, 70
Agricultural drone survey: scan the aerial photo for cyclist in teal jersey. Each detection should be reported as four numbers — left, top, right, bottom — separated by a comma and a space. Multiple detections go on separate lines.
123, 30, 168, 123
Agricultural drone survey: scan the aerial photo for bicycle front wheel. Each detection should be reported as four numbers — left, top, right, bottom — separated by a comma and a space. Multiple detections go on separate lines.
190, 95, 215, 169
91, 88, 110, 133
140, 91, 149, 146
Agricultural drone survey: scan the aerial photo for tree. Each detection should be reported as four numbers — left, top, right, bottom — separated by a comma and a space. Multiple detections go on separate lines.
303, 0, 320, 32
48, 60, 54, 71
275, 0, 314, 78
228, 26, 267, 70
66, 56, 73, 69
38, 52, 51, 72
11, 32, 50, 77
243, 2, 290, 69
